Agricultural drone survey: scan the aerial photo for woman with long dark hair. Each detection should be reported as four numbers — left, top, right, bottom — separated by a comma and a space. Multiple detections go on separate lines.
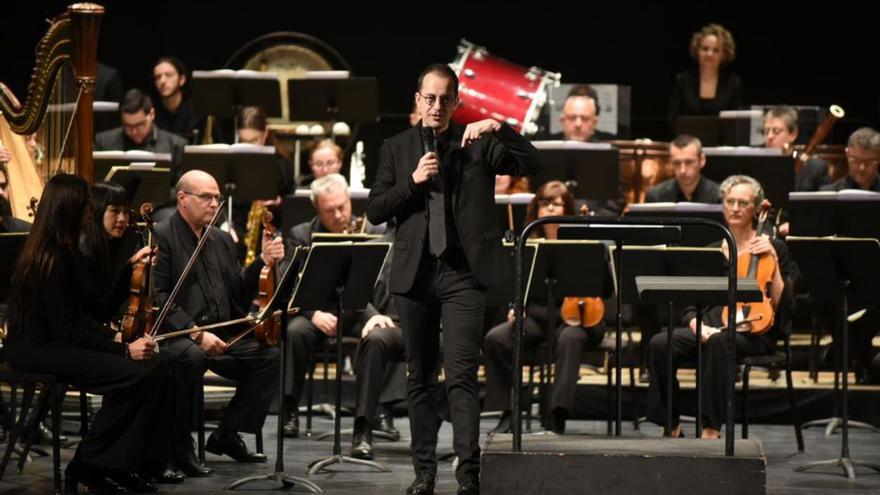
483, 181, 607, 435
5, 174, 172, 493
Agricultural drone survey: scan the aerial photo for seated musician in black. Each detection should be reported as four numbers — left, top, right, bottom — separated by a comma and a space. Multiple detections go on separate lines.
283, 173, 406, 460
647, 175, 798, 438
94, 89, 187, 177
5, 174, 174, 494
483, 180, 606, 434
298, 139, 344, 188
153, 170, 284, 465
763, 105, 830, 192
152, 56, 204, 144
645, 134, 720, 203
637, 134, 722, 377
820, 127, 880, 382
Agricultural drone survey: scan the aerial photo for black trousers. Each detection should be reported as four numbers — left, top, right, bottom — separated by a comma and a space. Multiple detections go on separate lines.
647, 327, 774, 430
483, 316, 604, 413
285, 315, 406, 420
6, 337, 174, 471
163, 334, 279, 435
394, 252, 486, 483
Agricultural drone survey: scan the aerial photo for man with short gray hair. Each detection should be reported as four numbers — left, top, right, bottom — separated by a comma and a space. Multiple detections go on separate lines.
821, 127, 880, 192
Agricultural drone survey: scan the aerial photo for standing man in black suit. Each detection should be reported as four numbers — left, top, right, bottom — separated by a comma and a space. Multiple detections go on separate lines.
367, 63, 541, 495
645, 134, 720, 204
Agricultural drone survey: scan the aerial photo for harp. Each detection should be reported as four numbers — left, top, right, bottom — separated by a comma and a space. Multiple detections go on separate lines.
0, 3, 104, 218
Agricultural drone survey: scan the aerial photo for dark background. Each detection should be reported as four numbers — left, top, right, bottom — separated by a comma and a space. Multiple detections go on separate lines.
3, 2, 878, 152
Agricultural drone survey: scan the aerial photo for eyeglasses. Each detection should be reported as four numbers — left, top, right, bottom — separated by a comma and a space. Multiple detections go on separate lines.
762, 126, 787, 136
418, 92, 457, 109
183, 191, 221, 203
311, 159, 340, 170
723, 198, 754, 209
537, 199, 566, 209
847, 156, 880, 168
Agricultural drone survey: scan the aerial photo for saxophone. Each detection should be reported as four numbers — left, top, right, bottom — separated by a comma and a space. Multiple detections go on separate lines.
243, 201, 268, 265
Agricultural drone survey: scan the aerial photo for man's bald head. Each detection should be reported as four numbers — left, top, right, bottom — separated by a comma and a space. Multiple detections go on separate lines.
176, 169, 221, 231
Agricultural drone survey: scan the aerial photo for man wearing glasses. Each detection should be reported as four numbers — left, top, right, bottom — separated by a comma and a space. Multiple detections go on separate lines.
95, 88, 187, 173
152, 169, 285, 476
367, 63, 540, 495
821, 127, 880, 193
762, 105, 830, 192
820, 127, 880, 383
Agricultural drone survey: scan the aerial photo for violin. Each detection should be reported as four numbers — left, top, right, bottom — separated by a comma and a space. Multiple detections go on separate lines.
559, 204, 605, 328
121, 203, 157, 343
252, 211, 281, 346
721, 200, 777, 335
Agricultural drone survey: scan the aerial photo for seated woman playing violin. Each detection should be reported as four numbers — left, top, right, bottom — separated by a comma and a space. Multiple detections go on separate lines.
647, 175, 800, 439
483, 181, 607, 435
5, 175, 174, 494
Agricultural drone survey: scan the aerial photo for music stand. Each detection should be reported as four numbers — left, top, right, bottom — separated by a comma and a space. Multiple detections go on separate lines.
103, 166, 172, 208
787, 237, 880, 479
702, 147, 795, 210
556, 223, 681, 436
93, 150, 173, 181
225, 247, 323, 493
625, 203, 725, 247
523, 240, 613, 430
287, 77, 378, 142
293, 243, 391, 474
789, 191, 880, 239
531, 141, 619, 200
182, 144, 279, 227
191, 70, 282, 118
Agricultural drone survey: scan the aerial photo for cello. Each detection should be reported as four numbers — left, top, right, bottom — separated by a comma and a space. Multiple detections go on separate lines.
721, 200, 777, 335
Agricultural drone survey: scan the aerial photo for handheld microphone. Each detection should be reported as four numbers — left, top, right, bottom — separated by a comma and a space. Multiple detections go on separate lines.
420, 126, 435, 155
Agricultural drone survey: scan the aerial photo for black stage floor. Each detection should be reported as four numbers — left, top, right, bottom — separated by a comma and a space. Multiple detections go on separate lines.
2, 416, 879, 494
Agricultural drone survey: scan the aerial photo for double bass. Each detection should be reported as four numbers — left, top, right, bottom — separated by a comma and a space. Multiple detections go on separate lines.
721, 200, 777, 334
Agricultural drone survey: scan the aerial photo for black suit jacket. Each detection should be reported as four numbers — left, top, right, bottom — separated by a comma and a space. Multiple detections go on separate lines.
821, 174, 880, 192
795, 158, 830, 192
645, 176, 721, 203
367, 122, 541, 294
153, 211, 264, 332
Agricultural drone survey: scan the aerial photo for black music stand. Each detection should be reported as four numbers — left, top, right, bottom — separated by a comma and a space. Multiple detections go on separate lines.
226, 247, 323, 493
181, 145, 279, 228
788, 237, 880, 479
524, 240, 613, 430
103, 166, 172, 208
531, 142, 619, 200
702, 149, 795, 210
789, 191, 880, 238
191, 70, 282, 118
614, 246, 727, 434
288, 78, 378, 131
294, 243, 391, 474
93, 151, 174, 181
625, 203, 725, 247
557, 223, 681, 436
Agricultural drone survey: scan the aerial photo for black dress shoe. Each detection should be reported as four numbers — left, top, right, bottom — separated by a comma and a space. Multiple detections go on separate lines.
108, 470, 157, 493
377, 408, 401, 441
174, 450, 214, 477
457, 475, 480, 495
149, 463, 185, 484
351, 419, 373, 460
551, 408, 566, 435
489, 410, 512, 434
406, 471, 436, 495
283, 411, 300, 438
65, 461, 130, 494
206, 430, 267, 463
